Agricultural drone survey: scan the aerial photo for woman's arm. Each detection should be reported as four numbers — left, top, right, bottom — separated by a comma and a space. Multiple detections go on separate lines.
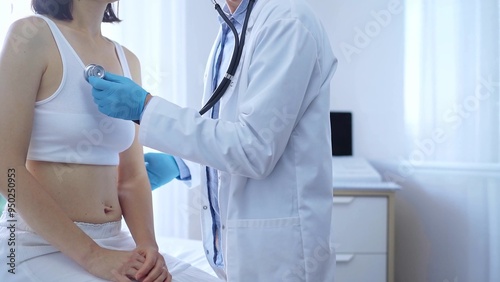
118, 129, 158, 249
118, 47, 171, 282
118, 47, 158, 249
0, 18, 141, 280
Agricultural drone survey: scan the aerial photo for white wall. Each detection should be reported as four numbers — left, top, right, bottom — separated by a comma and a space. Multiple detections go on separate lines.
309, 0, 407, 160
373, 161, 500, 282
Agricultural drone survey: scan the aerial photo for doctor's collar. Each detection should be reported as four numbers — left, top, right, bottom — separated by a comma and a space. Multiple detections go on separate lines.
218, 0, 252, 25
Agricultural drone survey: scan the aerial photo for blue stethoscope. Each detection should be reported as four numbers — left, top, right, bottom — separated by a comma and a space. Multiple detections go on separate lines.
84, 0, 255, 116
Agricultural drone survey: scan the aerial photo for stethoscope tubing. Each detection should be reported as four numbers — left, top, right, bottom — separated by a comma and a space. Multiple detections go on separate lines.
199, 0, 256, 116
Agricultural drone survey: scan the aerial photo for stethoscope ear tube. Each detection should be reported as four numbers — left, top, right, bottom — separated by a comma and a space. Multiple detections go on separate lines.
199, 0, 255, 116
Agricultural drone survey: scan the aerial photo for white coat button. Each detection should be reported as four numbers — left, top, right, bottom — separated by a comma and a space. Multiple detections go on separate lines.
206, 250, 209, 255
203, 206, 208, 210
222, 225, 225, 230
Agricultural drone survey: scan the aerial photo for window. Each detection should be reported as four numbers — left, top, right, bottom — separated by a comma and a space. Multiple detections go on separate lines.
404, 0, 500, 165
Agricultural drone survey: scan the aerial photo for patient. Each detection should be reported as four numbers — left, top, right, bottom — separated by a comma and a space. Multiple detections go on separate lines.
0, 1, 219, 281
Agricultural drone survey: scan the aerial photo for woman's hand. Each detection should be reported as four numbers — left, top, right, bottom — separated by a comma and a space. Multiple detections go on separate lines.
133, 245, 172, 282
84, 247, 146, 281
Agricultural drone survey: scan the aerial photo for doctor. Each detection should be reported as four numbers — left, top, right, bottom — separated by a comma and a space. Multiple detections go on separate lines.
89, 0, 337, 280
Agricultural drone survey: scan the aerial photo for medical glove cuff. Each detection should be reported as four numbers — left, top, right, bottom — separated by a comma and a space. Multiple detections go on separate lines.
145, 153, 181, 190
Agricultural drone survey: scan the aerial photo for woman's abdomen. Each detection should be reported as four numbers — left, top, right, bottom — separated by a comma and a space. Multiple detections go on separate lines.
26, 160, 123, 224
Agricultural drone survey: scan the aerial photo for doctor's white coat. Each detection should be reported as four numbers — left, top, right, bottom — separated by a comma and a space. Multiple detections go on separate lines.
139, 0, 338, 281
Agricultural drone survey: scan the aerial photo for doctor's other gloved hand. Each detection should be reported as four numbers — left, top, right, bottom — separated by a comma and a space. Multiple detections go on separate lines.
88, 72, 149, 121
145, 153, 180, 190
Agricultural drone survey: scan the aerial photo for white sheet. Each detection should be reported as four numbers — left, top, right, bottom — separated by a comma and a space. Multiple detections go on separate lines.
156, 236, 218, 278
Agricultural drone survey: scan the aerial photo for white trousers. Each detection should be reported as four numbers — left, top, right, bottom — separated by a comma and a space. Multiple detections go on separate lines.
0, 212, 221, 282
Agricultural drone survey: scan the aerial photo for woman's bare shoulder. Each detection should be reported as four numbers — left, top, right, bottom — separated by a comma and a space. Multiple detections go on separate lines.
4, 16, 53, 54
121, 45, 142, 83
121, 46, 140, 70
7, 16, 51, 40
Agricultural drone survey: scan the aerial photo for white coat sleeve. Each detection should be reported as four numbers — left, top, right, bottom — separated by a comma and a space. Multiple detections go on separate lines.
139, 19, 320, 179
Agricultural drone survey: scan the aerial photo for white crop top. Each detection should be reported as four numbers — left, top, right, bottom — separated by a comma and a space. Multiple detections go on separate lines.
27, 15, 135, 166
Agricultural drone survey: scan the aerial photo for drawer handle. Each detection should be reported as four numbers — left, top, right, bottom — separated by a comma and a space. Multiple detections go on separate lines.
333, 197, 355, 204
336, 254, 355, 263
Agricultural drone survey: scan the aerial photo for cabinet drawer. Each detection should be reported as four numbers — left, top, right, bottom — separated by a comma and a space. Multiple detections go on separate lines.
335, 254, 387, 282
332, 196, 387, 253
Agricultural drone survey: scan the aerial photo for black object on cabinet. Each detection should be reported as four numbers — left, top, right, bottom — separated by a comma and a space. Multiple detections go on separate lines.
330, 112, 352, 156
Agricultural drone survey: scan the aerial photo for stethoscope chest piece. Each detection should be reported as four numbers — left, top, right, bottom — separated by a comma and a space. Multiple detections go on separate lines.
84, 64, 105, 82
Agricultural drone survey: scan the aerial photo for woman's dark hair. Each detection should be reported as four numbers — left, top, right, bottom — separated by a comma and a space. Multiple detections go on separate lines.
31, 0, 121, 23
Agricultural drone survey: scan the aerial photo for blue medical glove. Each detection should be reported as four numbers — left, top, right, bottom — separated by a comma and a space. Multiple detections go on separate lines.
88, 72, 148, 121
145, 153, 180, 190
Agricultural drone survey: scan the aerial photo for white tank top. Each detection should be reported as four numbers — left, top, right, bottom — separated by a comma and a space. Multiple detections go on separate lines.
27, 15, 135, 165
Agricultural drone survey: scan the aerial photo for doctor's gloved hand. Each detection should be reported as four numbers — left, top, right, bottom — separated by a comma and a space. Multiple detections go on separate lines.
88, 72, 149, 121
145, 153, 180, 190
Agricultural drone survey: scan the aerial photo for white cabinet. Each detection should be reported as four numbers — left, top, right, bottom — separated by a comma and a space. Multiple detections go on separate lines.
333, 196, 387, 253
335, 254, 387, 282
332, 185, 398, 282
330, 157, 399, 282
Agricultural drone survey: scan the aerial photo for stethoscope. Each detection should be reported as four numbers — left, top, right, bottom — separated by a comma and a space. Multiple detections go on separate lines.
84, 0, 255, 116
199, 0, 256, 115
